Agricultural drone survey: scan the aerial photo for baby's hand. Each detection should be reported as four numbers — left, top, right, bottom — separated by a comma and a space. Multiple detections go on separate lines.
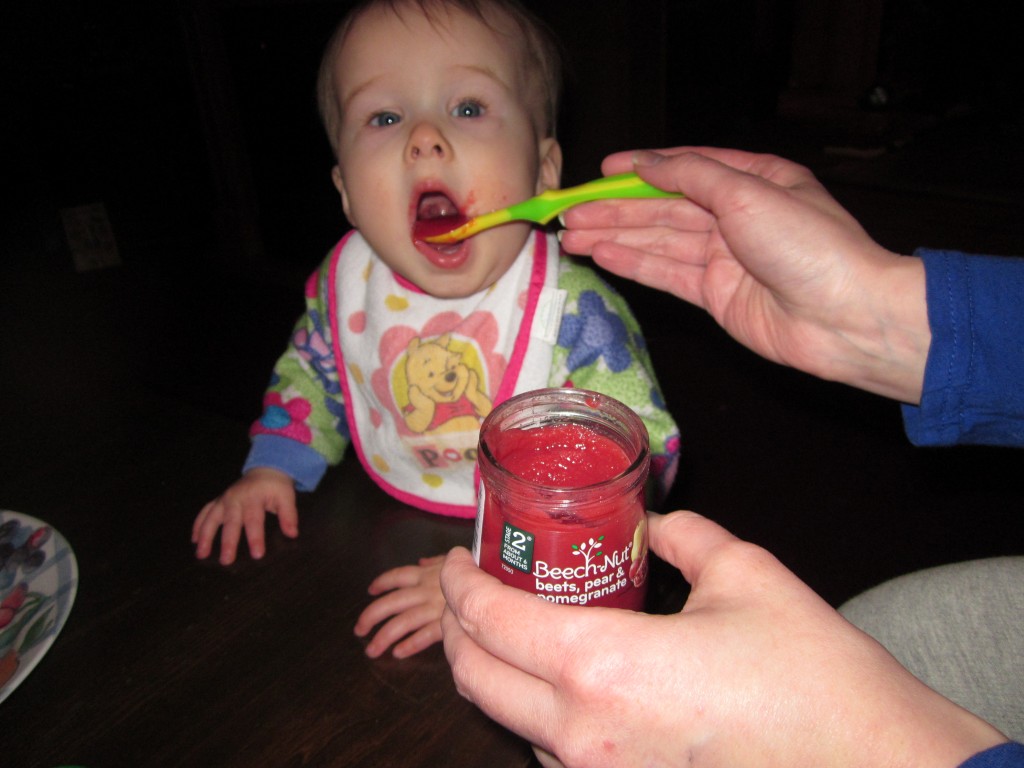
354, 555, 446, 659
192, 468, 298, 565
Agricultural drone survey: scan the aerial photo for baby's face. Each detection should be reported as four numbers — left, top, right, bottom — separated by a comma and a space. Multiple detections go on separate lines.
329, 4, 560, 298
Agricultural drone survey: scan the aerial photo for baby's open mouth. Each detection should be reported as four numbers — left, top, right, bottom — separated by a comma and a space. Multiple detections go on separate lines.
412, 192, 468, 244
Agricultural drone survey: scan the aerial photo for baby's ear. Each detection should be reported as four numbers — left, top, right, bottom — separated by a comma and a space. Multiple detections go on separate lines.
536, 138, 563, 194
332, 165, 355, 223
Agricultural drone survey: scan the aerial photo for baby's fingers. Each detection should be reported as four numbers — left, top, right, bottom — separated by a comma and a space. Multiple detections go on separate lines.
193, 501, 227, 560
363, 606, 444, 659
192, 502, 213, 549
355, 586, 430, 637
216, 508, 244, 566
269, 498, 299, 539
367, 562, 440, 595
242, 506, 267, 561
392, 619, 443, 659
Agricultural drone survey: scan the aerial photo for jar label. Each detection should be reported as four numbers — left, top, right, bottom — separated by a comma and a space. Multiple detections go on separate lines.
500, 522, 535, 573
476, 494, 648, 610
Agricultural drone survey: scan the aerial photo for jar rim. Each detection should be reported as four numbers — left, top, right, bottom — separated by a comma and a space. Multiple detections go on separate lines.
478, 388, 650, 497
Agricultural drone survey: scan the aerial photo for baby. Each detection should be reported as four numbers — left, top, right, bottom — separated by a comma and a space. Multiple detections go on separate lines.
193, 0, 680, 658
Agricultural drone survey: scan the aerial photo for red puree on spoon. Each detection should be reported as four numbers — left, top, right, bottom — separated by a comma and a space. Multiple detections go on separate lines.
413, 191, 468, 242
413, 214, 468, 242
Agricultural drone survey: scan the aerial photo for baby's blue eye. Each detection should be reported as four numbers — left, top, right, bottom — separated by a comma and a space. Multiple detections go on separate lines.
452, 101, 483, 118
370, 112, 400, 127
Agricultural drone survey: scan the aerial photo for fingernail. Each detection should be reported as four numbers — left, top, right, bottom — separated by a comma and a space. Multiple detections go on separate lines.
633, 150, 666, 167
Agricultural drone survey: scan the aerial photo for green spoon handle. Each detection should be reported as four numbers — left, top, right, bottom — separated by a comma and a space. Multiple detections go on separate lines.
423, 171, 683, 242
508, 171, 682, 225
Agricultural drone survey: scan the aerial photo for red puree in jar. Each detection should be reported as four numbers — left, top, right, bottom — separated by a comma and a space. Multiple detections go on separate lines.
475, 396, 650, 611
494, 423, 631, 488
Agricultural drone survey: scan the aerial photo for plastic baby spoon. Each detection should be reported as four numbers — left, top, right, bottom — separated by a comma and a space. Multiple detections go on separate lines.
421, 172, 682, 244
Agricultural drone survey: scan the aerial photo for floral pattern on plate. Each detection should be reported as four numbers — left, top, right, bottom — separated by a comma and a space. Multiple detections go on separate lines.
0, 510, 78, 704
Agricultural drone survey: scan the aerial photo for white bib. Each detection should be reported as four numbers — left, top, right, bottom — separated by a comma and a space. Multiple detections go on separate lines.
327, 230, 565, 517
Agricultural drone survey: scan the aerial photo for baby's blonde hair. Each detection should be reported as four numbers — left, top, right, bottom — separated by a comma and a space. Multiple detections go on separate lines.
316, 0, 562, 158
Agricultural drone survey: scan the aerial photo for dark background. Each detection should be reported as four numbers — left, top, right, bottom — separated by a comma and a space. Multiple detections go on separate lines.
2, 0, 1022, 607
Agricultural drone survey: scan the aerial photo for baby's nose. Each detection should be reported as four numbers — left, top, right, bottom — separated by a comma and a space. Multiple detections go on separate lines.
406, 121, 450, 161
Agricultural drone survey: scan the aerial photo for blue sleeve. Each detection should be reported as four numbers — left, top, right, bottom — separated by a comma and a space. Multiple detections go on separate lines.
901, 249, 1024, 447
959, 743, 1024, 768
244, 434, 330, 492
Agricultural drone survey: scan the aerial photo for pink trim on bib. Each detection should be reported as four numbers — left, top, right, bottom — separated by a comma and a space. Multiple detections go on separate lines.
491, 230, 547, 408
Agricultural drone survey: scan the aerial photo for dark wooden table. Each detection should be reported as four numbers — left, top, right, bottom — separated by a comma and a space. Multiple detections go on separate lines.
6, 170, 1024, 765
0, 391, 540, 767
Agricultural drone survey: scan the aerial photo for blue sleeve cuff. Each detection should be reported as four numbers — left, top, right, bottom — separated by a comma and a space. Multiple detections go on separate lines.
901, 249, 1024, 447
243, 434, 329, 492
959, 743, 1024, 768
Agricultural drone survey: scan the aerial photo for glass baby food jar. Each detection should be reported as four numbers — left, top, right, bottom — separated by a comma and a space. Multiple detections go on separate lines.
474, 388, 650, 610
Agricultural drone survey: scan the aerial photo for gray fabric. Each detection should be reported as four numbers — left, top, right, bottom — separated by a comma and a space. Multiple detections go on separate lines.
840, 557, 1024, 741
